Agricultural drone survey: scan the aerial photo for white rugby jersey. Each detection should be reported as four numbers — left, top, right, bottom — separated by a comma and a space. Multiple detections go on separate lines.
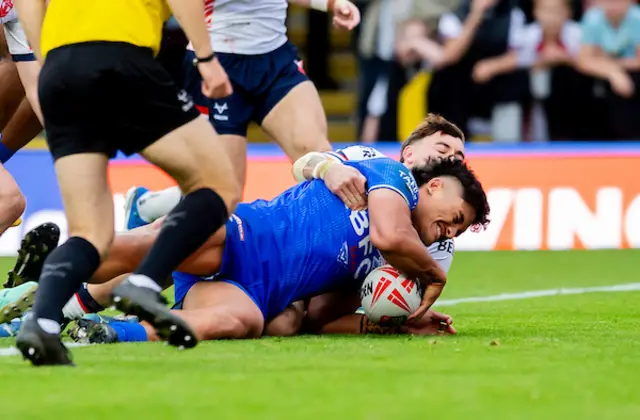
327, 145, 455, 274
0, 0, 18, 23
1, 0, 32, 57
189, 0, 288, 55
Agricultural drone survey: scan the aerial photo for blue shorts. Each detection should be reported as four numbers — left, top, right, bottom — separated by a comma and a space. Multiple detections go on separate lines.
182, 41, 309, 137
172, 272, 260, 313
172, 213, 278, 320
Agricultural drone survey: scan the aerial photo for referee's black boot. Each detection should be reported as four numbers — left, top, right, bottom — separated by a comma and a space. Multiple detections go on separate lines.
5, 223, 61, 288
112, 279, 198, 349
16, 315, 74, 367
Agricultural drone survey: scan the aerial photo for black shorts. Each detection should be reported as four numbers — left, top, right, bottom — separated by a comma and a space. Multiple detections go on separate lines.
39, 42, 200, 160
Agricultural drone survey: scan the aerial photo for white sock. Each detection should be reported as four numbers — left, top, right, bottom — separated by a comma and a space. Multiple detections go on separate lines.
127, 274, 162, 293
62, 293, 88, 320
137, 186, 182, 223
37, 318, 61, 335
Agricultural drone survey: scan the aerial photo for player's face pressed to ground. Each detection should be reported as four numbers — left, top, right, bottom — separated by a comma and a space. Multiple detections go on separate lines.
401, 133, 465, 170
412, 177, 476, 245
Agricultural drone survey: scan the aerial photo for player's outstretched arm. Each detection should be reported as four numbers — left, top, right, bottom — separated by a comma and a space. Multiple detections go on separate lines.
15, 0, 47, 62
320, 311, 456, 336
166, 0, 232, 98
368, 189, 447, 318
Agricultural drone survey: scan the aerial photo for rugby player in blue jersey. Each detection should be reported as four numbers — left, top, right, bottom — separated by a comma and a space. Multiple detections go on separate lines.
0, 114, 476, 339
42, 154, 487, 344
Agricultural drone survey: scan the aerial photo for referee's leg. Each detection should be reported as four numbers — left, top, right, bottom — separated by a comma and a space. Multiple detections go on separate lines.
113, 115, 240, 342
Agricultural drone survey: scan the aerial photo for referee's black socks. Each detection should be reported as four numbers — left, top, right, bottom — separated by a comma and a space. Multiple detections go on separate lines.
133, 188, 228, 288
33, 237, 101, 333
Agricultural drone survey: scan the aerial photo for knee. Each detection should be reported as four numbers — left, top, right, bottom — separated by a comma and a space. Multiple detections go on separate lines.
0, 183, 26, 225
197, 310, 259, 340
182, 181, 241, 216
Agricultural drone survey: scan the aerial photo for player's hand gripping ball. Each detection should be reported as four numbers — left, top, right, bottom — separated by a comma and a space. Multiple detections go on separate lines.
360, 265, 422, 324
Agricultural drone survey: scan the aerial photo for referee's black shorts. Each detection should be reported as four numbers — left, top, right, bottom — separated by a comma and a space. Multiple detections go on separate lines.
39, 42, 201, 160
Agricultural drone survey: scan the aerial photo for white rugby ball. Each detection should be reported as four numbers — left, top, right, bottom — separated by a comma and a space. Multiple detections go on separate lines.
360, 265, 422, 324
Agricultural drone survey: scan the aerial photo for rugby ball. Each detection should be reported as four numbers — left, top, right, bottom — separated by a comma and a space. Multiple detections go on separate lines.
360, 265, 422, 324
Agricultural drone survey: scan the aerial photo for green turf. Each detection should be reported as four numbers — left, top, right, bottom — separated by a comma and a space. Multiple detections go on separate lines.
0, 250, 638, 419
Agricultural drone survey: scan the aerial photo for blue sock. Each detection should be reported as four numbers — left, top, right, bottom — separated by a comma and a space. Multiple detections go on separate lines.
109, 321, 148, 342
0, 140, 15, 164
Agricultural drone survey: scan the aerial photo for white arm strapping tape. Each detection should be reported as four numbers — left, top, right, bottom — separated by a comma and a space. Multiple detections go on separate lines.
310, 0, 329, 12
292, 152, 337, 182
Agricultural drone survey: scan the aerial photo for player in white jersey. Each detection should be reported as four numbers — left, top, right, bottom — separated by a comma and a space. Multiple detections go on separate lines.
1, 0, 42, 121
123, 0, 361, 227
0, 0, 50, 235
0, 9, 45, 236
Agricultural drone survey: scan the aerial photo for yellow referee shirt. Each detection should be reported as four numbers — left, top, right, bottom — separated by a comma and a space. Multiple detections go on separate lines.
41, 0, 172, 57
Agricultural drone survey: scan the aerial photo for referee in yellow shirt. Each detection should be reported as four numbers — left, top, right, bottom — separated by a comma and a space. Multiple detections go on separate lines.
13, 0, 240, 366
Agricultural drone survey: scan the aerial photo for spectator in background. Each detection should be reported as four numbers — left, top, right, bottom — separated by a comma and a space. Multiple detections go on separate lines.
358, 0, 459, 143
429, 0, 530, 142
395, 0, 461, 67
357, 0, 412, 143
472, 0, 595, 140
577, 0, 640, 139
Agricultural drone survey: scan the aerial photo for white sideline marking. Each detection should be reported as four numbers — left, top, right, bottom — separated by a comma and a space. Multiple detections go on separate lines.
1, 283, 639, 358
435, 283, 640, 307
0, 342, 91, 357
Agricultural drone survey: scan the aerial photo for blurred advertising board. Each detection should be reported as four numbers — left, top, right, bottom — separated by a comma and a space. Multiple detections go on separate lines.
3, 142, 638, 255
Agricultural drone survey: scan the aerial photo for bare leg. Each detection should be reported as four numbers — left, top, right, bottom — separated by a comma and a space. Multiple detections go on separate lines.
139, 281, 264, 341
133, 134, 247, 226
263, 301, 305, 337
1, 97, 42, 151
90, 218, 227, 284
0, 163, 25, 235
0, 60, 23, 129
261, 81, 332, 161
304, 291, 360, 333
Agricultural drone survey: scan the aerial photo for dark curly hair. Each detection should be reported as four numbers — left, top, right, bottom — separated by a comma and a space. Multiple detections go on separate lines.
411, 157, 490, 232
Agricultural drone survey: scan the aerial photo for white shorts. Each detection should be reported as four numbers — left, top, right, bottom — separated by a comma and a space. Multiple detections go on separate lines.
2, 19, 35, 61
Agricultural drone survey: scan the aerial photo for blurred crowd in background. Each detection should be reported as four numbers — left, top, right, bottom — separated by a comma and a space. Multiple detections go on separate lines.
160, 0, 640, 144
354, 0, 640, 143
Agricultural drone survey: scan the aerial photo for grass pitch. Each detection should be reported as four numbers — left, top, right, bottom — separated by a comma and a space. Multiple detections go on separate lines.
0, 250, 638, 419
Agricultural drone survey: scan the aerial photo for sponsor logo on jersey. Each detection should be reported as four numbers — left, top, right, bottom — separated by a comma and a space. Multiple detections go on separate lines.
337, 242, 349, 267
399, 170, 419, 204
436, 240, 455, 255
231, 214, 244, 241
